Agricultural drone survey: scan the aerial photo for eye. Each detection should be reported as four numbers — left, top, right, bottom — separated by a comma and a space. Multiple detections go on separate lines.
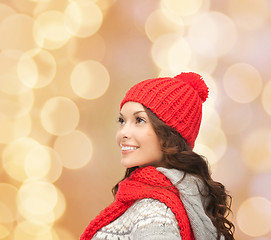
136, 117, 145, 124
117, 117, 125, 125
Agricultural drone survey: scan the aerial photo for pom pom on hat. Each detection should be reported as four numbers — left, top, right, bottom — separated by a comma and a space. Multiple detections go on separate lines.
120, 72, 209, 149
174, 72, 209, 102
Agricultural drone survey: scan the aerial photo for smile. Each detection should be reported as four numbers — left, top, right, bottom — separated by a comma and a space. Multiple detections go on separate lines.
120, 144, 139, 151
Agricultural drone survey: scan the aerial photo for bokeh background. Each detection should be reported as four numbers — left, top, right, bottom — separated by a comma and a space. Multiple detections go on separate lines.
0, 0, 271, 239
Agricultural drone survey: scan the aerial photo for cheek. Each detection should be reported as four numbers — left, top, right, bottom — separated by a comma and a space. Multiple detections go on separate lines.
150, 142, 162, 157
115, 130, 121, 145
144, 132, 162, 155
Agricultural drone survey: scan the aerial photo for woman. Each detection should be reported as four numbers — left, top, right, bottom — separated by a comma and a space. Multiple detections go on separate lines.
81, 72, 235, 240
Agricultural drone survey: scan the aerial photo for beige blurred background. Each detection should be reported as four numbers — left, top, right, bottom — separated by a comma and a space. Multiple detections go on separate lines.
0, 0, 271, 239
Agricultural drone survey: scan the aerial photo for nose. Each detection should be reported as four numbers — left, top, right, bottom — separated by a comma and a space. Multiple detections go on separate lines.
117, 122, 132, 140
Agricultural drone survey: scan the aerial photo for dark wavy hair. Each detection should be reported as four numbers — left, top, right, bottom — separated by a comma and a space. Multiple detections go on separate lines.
113, 106, 235, 240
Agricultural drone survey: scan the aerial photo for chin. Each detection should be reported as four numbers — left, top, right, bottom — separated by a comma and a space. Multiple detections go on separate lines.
121, 159, 137, 168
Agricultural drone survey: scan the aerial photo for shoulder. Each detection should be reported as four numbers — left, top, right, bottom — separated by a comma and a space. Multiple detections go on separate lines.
130, 199, 181, 239
129, 198, 178, 223
131, 198, 173, 213
94, 198, 181, 240
110, 198, 179, 229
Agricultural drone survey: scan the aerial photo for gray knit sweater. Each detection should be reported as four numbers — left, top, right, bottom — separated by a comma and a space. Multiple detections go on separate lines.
92, 167, 224, 240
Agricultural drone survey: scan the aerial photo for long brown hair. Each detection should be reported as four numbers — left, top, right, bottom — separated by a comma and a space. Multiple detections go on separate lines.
113, 106, 235, 240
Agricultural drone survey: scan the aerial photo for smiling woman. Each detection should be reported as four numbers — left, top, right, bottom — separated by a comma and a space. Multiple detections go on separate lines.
81, 72, 235, 240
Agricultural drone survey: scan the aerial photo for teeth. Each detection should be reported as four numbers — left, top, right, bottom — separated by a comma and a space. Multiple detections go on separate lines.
120, 144, 138, 151
122, 146, 137, 151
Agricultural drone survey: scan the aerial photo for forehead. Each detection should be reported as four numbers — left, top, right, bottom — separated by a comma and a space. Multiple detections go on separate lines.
120, 102, 145, 113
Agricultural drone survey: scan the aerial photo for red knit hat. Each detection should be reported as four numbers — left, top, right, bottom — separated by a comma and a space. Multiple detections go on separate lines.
120, 72, 208, 149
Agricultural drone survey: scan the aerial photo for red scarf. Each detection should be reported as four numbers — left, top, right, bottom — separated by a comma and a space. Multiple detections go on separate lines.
81, 166, 195, 240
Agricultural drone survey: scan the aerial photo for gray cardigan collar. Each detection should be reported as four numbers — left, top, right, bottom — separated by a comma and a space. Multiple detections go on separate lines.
157, 167, 225, 240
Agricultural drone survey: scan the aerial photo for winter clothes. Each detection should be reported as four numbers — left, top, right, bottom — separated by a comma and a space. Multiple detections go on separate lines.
81, 166, 223, 240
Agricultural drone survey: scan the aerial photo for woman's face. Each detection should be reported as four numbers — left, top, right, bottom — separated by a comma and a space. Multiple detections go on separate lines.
116, 102, 163, 168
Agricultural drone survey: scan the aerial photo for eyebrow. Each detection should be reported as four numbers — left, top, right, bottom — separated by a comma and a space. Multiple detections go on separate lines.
119, 110, 145, 116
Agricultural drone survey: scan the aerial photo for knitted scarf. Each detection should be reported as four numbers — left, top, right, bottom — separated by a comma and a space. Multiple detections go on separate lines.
80, 166, 195, 240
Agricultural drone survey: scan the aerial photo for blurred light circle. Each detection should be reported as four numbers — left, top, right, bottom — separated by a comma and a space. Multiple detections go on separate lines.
96, 0, 117, 11
201, 75, 217, 106
64, 0, 103, 38
187, 39, 217, 74
0, 14, 39, 51
145, 9, 184, 42
28, 0, 50, 2
43, 147, 63, 183
51, 229, 60, 240
18, 51, 38, 88
241, 128, 271, 172
194, 143, 217, 167
17, 204, 56, 224
0, 88, 34, 118
197, 125, 227, 161
261, 80, 271, 116
157, 69, 175, 78
228, 0, 269, 31
17, 185, 66, 224
70, 60, 110, 99
53, 188, 66, 221
237, 197, 271, 237
54, 130, 93, 169
34, 11, 71, 50
67, 34, 106, 63
15, 220, 50, 236
223, 63, 263, 103
211, 146, 246, 192
201, 105, 221, 130
168, 37, 191, 72
188, 12, 237, 57
0, 183, 18, 223
0, 203, 13, 225
151, 33, 180, 69
197, 106, 226, 162
130, 0, 159, 30
0, 50, 30, 95
9, 0, 40, 15
161, 0, 203, 17
0, 3, 16, 23
13, 221, 53, 240
250, 173, 271, 201
220, 101, 252, 135
2, 138, 40, 182
0, 113, 31, 144
18, 180, 58, 215
53, 227, 74, 240
41, 97, 80, 136
0, 224, 10, 238
25, 145, 51, 179
17, 48, 56, 88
